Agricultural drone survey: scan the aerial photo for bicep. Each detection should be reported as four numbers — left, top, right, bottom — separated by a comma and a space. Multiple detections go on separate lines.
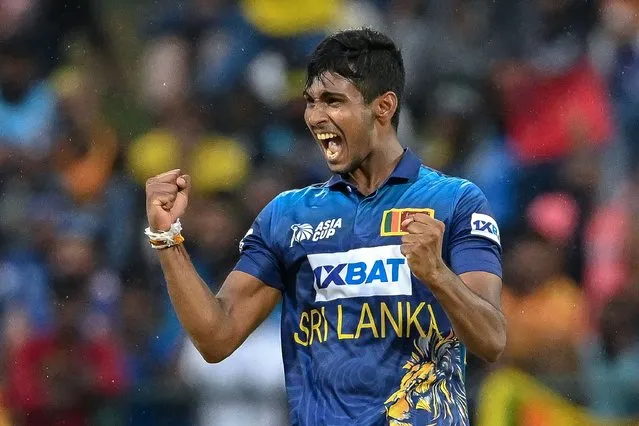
216, 270, 282, 345
218, 196, 284, 345
447, 182, 502, 278
459, 271, 503, 312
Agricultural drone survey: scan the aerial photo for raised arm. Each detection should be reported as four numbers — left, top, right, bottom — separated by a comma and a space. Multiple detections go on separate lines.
146, 170, 280, 363
401, 213, 506, 362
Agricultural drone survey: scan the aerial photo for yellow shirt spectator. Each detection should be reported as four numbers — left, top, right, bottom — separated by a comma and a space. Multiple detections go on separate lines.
128, 129, 249, 194
242, 0, 341, 37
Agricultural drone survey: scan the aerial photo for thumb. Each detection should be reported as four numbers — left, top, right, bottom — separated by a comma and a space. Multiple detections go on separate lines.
176, 174, 192, 198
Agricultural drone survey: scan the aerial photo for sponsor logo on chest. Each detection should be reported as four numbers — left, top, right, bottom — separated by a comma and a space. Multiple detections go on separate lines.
307, 245, 412, 302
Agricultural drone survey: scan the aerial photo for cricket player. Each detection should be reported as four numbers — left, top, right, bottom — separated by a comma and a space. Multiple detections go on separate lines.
144, 28, 506, 426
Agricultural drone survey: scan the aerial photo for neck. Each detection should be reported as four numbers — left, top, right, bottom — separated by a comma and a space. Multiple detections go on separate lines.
347, 135, 404, 196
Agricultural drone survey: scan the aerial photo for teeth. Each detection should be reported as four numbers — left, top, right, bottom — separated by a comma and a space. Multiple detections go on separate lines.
316, 133, 338, 140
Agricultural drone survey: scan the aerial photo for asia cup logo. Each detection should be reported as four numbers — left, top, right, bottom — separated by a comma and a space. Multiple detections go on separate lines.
290, 224, 314, 247
290, 219, 342, 247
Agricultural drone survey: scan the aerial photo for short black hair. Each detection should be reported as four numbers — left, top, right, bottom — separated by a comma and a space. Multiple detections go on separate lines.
306, 28, 405, 129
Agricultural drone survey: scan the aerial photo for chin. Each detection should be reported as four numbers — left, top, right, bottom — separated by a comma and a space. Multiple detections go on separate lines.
326, 159, 355, 175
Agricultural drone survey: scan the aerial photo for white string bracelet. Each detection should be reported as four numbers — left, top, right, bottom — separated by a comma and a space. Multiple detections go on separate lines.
144, 219, 185, 249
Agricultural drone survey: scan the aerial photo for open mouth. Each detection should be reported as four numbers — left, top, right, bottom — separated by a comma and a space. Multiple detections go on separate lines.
316, 132, 343, 161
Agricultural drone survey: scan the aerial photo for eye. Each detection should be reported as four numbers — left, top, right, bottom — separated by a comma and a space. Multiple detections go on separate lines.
326, 97, 341, 107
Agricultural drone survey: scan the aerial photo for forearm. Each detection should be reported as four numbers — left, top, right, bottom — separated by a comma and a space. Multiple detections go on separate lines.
157, 245, 235, 362
428, 267, 506, 362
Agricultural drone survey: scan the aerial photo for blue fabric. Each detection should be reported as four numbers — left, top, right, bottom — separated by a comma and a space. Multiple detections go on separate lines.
234, 149, 502, 425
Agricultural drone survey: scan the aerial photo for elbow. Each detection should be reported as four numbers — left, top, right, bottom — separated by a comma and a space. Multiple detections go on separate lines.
199, 345, 232, 364
192, 334, 235, 364
201, 352, 227, 364
191, 314, 236, 364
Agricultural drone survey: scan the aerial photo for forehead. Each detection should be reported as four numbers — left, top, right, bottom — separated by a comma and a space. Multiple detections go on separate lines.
305, 72, 363, 100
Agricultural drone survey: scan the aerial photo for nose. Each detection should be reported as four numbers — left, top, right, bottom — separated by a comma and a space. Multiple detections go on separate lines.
305, 103, 328, 129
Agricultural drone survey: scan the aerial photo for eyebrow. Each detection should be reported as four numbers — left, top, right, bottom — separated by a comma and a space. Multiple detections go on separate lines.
302, 90, 347, 101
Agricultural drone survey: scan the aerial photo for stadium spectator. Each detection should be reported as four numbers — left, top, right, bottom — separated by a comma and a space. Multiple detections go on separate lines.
5, 276, 126, 426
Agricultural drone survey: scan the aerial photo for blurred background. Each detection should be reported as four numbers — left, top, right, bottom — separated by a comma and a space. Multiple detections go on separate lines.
0, 0, 638, 424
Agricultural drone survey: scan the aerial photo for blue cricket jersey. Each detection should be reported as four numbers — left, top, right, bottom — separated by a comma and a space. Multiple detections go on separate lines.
234, 149, 502, 426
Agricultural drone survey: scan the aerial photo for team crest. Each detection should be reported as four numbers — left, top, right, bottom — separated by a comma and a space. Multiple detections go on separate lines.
384, 316, 468, 425
380, 208, 435, 237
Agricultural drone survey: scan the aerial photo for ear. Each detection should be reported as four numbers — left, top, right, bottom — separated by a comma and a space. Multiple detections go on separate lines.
373, 91, 399, 126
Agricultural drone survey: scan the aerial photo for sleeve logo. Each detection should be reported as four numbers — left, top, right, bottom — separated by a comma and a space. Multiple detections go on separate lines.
238, 228, 253, 252
470, 213, 500, 245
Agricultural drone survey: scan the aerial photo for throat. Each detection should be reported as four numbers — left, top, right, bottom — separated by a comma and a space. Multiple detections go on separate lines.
352, 178, 383, 197
347, 147, 405, 196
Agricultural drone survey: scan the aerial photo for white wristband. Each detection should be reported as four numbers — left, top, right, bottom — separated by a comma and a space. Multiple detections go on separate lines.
144, 219, 184, 249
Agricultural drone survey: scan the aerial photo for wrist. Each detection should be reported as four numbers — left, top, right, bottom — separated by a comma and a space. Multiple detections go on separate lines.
145, 219, 185, 249
421, 262, 452, 288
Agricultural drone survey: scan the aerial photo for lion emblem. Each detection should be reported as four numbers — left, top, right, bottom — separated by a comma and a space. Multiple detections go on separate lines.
384, 324, 468, 426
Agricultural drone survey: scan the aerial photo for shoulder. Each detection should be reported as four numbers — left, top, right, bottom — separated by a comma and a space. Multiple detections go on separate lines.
413, 165, 484, 203
252, 182, 333, 246
267, 181, 334, 210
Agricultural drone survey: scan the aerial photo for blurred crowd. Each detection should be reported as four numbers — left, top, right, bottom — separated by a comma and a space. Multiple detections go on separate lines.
0, 0, 638, 424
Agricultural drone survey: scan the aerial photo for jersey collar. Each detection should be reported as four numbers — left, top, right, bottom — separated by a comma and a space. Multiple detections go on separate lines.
326, 148, 422, 189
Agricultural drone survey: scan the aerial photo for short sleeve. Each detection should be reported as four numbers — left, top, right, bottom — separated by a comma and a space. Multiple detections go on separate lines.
447, 181, 503, 277
233, 198, 285, 291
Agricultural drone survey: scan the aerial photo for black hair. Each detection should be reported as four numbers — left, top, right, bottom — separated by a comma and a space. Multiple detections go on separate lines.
306, 28, 405, 129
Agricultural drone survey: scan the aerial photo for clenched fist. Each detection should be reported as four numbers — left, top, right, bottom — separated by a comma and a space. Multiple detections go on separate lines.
146, 169, 191, 232
400, 212, 447, 284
